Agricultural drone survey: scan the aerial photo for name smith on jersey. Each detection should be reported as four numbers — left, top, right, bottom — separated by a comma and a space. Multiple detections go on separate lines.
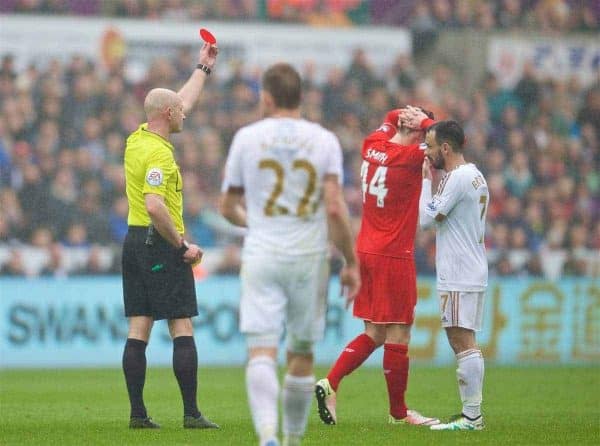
365, 148, 388, 164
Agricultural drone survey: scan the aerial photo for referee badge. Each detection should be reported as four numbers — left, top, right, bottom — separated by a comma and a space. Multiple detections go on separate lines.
146, 168, 163, 186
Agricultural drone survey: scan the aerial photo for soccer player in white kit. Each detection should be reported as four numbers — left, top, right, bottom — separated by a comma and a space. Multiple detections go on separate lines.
417, 119, 489, 431
220, 63, 360, 446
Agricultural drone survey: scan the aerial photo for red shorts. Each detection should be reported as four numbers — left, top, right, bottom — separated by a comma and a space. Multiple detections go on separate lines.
352, 252, 417, 324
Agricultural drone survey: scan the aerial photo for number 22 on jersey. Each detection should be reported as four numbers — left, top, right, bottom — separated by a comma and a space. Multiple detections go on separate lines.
259, 158, 317, 217
361, 160, 388, 208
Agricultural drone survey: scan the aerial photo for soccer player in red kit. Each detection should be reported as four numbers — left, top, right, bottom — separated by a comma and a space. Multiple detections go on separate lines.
316, 106, 440, 427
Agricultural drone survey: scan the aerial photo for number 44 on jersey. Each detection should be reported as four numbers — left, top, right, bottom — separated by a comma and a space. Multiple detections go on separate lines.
361, 160, 388, 208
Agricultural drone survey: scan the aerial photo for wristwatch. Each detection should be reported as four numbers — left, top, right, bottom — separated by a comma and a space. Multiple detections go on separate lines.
196, 63, 212, 75
177, 239, 190, 256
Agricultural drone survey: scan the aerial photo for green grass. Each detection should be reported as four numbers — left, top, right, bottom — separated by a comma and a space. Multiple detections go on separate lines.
1, 366, 598, 445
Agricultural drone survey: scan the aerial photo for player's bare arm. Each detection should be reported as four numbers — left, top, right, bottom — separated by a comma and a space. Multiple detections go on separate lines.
178, 42, 218, 113
219, 186, 248, 227
323, 174, 360, 304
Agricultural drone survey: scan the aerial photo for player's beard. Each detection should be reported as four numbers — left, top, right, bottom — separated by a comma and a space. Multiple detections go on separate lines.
428, 152, 445, 170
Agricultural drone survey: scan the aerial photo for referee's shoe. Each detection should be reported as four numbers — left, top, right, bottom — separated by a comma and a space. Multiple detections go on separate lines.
184, 414, 220, 429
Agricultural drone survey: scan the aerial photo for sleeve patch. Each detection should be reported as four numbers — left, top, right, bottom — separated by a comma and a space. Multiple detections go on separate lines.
146, 168, 164, 186
428, 196, 442, 211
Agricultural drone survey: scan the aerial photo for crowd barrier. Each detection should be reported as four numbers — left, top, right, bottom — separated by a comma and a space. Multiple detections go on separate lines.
0, 276, 598, 368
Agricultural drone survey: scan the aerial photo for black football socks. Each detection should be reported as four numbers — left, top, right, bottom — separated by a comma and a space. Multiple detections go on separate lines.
173, 336, 201, 418
122, 338, 148, 419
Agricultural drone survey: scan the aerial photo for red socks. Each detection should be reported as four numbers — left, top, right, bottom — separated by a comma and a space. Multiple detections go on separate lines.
327, 333, 377, 391
383, 343, 409, 420
327, 336, 410, 420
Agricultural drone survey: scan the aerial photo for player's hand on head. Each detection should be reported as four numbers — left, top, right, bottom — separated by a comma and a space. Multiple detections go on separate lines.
183, 243, 203, 264
340, 264, 361, 308
400, 105, 427, 130
422, 157, 433, 181
199, 42, 218, 68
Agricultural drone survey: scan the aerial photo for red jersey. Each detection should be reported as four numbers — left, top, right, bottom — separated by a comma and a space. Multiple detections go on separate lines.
356, 120, 425, 259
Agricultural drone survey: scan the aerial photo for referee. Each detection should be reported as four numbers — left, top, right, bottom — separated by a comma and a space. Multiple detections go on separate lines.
121, 42, 218, 429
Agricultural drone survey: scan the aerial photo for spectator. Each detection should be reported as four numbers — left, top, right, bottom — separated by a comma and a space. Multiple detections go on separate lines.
577, 86, 600, 137
504, 152, 533, 198
507, 226, 533, 275
0, 249, 27, 276
539, 223, 569, 280
483, 73, 522, 124
410, 2, 438, 58
46, 166, 78, 238
390, 53, 417, 92
39, 243, 66, 277
345, 48, 378, 94
109, 196, 129, 244
497, 0, 524, 28
564, 224, 598, 276
62, 223, 90, 248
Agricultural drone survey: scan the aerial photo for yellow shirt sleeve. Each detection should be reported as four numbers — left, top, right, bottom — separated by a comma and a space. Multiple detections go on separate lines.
142, 148, 176, 197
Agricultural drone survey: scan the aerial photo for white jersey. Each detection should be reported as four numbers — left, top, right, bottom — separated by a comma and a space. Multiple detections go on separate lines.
221, 117, 343, 257
421, 163, 489, 291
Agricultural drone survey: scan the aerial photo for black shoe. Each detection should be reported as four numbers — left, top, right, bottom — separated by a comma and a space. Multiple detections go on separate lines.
183, 414, 219, 429
129, 416, 160, 429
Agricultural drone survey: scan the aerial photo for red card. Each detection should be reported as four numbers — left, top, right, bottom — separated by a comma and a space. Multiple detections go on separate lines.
199, 28, 216, 45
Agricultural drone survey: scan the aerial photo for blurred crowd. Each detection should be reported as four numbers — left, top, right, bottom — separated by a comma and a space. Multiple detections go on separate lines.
1, 0, 600, 281
0, 37, 598, 280
1, 0, 599, 31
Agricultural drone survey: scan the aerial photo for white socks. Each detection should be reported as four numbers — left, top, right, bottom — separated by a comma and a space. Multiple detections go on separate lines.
282, 374, 314, 438
456, 348, 484, 419
246, 356, 279, 442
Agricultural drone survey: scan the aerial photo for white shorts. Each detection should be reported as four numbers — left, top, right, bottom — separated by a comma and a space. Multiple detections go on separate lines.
438, 290, 485, 331
240, 252, 329, 347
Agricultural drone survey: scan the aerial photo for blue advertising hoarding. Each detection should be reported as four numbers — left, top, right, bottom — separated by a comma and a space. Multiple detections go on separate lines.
0, 277, 598, 368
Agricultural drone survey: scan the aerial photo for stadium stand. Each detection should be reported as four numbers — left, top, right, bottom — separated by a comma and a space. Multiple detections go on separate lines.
1, 0, 599, 30
0, 1, 598, 279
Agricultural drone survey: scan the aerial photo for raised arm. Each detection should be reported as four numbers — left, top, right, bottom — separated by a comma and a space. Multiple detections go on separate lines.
400, 105, 436, 130
178, 43, 219, 114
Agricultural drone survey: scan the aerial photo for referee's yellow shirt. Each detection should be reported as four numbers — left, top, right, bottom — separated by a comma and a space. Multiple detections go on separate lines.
124, 123, 184, 234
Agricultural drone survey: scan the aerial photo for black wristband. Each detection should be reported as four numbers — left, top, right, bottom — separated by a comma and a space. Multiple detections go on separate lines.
177, 239, 189, 256
196, 64, 211, 76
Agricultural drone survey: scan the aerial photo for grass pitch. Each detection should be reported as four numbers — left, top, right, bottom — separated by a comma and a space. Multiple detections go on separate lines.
0, 366, 598, 445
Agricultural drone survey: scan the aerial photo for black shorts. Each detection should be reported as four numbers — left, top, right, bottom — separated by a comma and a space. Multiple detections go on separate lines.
122, 226, 198, 321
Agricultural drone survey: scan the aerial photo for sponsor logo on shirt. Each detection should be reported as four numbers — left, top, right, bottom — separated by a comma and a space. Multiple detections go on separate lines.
146, 168, 164, 186
365, 148, 388, 164
427, 202, 437, 211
